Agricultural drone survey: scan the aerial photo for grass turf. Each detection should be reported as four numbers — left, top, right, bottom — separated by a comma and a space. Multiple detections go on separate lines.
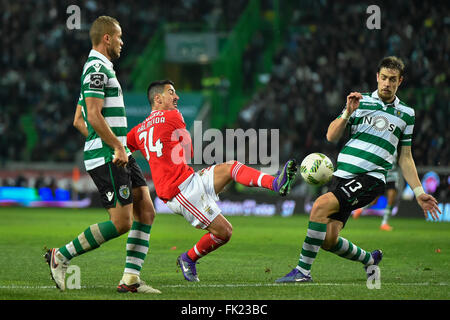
0, 207, 448, 300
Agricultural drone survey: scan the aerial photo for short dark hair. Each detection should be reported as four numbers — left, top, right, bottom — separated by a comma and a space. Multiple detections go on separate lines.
147, 80, 175, 106
377, 56, 405, 77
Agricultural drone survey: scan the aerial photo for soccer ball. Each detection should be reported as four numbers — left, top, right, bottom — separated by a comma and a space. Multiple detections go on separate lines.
300, 153, 334, 186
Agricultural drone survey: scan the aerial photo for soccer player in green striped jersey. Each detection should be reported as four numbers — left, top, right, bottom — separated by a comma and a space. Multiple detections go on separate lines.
45, 16, 160, 294
277, 56, 441, 283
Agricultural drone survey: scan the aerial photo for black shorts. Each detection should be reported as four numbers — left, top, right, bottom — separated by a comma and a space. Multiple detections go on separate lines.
88, 155, 147, 209
329, 175, 385, 227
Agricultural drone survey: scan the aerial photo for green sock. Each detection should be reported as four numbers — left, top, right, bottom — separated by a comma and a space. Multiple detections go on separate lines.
58, 221, 119, 261
329, 237, 374, 266
297, 221, 327, 275
124, 221, 151, 276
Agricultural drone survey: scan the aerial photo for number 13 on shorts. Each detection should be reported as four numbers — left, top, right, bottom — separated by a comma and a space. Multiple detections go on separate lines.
344, 179, 363, 193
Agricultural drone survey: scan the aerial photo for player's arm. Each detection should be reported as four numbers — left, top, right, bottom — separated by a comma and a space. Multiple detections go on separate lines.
73, 104, 88, 137
398, 145, 441, 220
326, 92, 362, 142
126, 126, 138, 153
86, 96, 128, 167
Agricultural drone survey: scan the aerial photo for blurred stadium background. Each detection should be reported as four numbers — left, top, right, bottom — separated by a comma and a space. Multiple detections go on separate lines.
0, 0, 448, 221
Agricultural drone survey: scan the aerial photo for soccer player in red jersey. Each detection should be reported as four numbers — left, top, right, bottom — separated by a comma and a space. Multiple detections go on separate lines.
127, 80, 298, 281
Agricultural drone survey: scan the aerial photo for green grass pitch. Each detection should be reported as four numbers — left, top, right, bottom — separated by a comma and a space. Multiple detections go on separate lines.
0, 207, 448, 300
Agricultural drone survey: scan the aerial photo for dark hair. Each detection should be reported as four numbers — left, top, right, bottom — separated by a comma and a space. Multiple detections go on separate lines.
147, 80, 175, 106
377, 56, 405, 77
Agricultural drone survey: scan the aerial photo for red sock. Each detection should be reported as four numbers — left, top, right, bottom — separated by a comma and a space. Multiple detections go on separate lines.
230, 161, 274, 190
187, 233, 227, 262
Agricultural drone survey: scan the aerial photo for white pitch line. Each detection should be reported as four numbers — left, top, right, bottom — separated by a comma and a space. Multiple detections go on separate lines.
0, 282, 448, 290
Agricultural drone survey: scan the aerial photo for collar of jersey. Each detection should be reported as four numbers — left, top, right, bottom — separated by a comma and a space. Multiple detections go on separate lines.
371, 90, 400, 108
89, 49, 114, 68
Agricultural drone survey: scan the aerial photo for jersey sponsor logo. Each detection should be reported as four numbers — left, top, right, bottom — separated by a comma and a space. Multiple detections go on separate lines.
362, 115, 396, 132
119, 185, 130, 199
89, 73, 105, 90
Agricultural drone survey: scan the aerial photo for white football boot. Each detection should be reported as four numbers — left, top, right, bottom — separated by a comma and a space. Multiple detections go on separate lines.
44, 248, 69, 291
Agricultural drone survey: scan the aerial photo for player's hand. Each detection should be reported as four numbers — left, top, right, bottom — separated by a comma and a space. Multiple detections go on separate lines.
113, 146, 128, 167
417, 193, 441, 220
346, 92, 363, 114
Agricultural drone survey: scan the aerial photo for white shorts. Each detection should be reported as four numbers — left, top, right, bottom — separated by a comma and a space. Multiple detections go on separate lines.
166, 165, 222, 229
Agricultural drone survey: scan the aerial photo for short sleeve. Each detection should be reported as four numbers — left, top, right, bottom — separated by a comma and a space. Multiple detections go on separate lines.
399, 109, 415, 146
127, 126, 138, 153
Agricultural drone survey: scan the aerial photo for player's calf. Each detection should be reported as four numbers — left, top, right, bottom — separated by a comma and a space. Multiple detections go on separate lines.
227, 160, 276, 190
328, 236, 378, 268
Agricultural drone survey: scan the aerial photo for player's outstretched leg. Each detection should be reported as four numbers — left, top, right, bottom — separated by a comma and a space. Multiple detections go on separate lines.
44, 220, 121, 291
228, 159, 298, 196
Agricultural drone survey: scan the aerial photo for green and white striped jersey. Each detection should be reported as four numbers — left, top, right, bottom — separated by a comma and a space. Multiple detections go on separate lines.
333, 90, 415, 183
78, 49, 130, 171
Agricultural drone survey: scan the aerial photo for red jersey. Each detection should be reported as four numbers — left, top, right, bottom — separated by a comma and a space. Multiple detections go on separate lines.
127, 109, 194, 201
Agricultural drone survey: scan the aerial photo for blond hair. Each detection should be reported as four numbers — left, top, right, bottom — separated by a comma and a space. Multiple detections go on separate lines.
89, 16, 120, 46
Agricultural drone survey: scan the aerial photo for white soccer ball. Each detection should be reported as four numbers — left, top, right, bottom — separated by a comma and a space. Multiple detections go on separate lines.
300, 153, 334, 186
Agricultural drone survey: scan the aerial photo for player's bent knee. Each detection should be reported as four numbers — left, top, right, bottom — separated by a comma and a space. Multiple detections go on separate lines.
210, 221, 232, 242
216, 224, 232, 242
110, 211, 133, 235
310, 196, 330, 220
217, 161, 235, 176
113, 219, 132, 235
